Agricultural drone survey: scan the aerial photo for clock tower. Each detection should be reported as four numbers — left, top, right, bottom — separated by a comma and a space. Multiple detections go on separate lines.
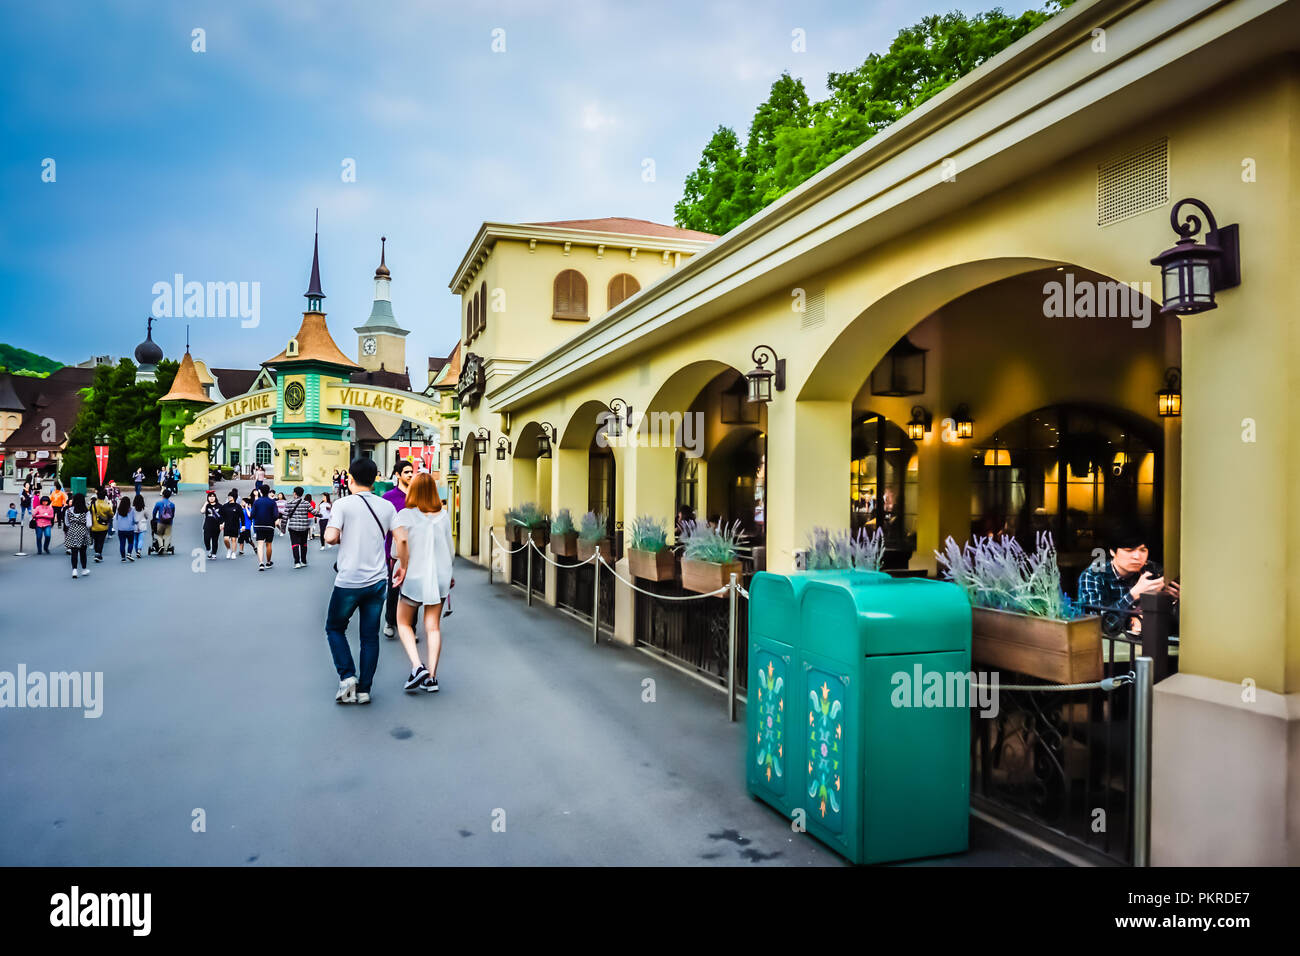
355, 236, 409, 372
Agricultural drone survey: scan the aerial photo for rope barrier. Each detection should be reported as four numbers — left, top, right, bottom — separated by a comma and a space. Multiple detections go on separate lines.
523, 537, 598, 568
970, 672, 1134, 693
488, 531, 531, 555
589, 548, 729, 601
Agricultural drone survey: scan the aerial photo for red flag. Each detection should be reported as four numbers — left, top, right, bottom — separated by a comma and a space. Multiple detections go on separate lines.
94, 445, 109, 484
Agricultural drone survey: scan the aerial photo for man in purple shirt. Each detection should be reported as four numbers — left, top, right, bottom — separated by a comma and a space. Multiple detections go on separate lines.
382, 459, 415, 638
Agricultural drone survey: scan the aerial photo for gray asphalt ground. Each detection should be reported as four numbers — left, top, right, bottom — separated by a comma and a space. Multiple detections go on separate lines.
0, 487, 1061, 866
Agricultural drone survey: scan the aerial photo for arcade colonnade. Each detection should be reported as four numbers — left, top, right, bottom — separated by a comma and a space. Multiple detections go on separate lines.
453, 0, 1300, 869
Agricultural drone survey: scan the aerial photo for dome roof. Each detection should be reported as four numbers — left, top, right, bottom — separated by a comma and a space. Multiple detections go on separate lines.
134, 320, 163, 366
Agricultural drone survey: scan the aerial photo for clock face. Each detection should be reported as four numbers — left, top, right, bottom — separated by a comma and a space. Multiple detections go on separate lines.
362, 336, 377, 355
284, 382, 306, 411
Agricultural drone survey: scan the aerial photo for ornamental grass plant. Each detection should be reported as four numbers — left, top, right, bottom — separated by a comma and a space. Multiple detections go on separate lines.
679, 519, 743, 564
578, 510, 607, 543
628, 515, 669, 553
934, 532, 1084, 620
805, 526, 886, 571
551, 508, 574, 535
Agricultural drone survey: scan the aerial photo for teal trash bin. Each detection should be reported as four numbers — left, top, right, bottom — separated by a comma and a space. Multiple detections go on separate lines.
373, 480, 393, 495
798, 576, 971, 864
747, 569, 888, 823
70, 477, 87, 495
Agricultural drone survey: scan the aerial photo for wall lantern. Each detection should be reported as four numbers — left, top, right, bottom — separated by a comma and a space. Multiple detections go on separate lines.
746, 345, 786, 404
721, 374, 760, 425
449, 440, 462, 465
906, 405, 932, 441
472, 427, 490, 457
952, 404, 974, 440
1150, 198, 1241, 315
606, 398, 632, 438
1157, 367, 1182, 418
869, 335, 927, 397
342, 421, 357, 445
496, 437, 511, 461
537, 422, 555, 458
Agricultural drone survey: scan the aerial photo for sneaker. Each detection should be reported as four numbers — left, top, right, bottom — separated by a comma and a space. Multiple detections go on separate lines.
422, 675, 439, 693
121, 557, 128, 563
356, 691, 371, 705
80, 569, 89, 577
319, 545, 326, 551
258, 563, 265, 572
266, 561, 274, 568
404, 665, 430, 692
383, 623, 395, 639
335, 676, 357, 704
293, 562, 301, 569
71, 570, 78, 579
126, 553, 135, 561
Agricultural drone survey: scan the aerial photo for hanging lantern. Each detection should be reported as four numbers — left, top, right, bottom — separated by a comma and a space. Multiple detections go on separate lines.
1157, 367, 1182, 417
952, 404, 973, 440
869, 335, 928, 397
745, 345, 785, 404
473, 428, 490, 456
606, 399, 631, 438
537, 422, 554, 458
906, 405, 932, 441
496, 437, 511, 461
1150, 198, 1240, 315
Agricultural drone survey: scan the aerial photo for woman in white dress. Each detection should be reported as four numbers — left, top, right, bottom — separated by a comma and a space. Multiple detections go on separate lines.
390, 473, 455, 693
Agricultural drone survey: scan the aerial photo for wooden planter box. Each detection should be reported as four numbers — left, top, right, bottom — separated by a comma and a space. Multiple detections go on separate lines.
525, 527, 548, 549
576, 537, 611, 562
551, 532, 578, 557
971, 607, 1103, 684
681, 558, 741, 595
628, 547, 675, 582
506, 525, 523, 546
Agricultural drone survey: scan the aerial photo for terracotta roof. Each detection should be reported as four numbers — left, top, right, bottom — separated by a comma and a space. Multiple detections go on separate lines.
432, 343, 461, 389
159, 351, 215, 405
349, 367, 411, 392
264, 312, 361, 371
209, 367, 260, 399
525, 217, 717, 241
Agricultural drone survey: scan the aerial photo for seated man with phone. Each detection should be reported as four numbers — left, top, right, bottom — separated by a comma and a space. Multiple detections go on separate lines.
1077, 522, 1179, 636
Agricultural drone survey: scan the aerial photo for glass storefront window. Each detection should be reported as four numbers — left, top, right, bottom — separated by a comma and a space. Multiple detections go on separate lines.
850, 413, 918, 557
970, 405, 1162, 589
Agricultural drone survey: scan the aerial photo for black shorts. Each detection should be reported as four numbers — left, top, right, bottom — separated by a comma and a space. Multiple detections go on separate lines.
254, 528, 274, 543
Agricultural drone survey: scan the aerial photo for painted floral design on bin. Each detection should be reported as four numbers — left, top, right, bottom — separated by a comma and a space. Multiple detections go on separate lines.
755, 656, 785, 783
807, 678, 843, 823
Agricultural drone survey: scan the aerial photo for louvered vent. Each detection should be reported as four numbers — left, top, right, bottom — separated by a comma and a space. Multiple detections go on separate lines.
1097, 138, 1168, 226
800, 288, 825, 330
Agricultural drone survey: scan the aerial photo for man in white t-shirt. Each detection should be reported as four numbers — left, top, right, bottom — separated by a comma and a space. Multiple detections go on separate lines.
323, 457, 397, 705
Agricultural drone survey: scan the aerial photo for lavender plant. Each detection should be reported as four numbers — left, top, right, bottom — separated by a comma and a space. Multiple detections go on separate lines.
551, 508, 574, 535
934, 532, 1081, 619
578, 510, 607, 544
509, 502, 547, 530
680, 519, 744, 564
805, 526, 886, 571
629, 515, 669, 553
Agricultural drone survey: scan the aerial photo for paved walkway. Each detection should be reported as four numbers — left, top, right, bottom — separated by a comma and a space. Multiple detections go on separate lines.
0, 495, 1060, 866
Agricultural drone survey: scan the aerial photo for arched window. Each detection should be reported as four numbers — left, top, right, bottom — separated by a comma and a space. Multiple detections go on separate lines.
255, 441, 272, 466
607, 273, 640, 310
478, 282, 487, 336
553, 269, 588, 320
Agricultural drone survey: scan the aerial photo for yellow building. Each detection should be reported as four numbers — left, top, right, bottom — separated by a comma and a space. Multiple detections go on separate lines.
450, 0, 1300, 865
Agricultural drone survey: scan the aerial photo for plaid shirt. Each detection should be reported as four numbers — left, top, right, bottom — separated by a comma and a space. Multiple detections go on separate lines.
1076, 560, 1140, 612
284, 496, 313, 531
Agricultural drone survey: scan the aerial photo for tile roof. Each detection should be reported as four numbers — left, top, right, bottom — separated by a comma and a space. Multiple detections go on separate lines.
159, 351, 215, 405
526, 217, 717, 241
264, 313, 361, 371
209, 367, 260, 400
349, 367, 411, 392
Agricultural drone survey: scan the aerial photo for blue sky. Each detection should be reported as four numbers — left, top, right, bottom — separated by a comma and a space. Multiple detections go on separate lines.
0, 0, 1037, 373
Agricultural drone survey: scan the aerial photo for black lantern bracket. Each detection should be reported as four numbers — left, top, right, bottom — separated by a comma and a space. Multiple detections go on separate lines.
537, 422, 556, 458
908, 405, 933, 437
951, 403, 974, 440
472, 427, 490, 456
751, 345, 786, 391
606, 398, 633, 437
1169, 198, 1240, 290
496, 436, 512, 461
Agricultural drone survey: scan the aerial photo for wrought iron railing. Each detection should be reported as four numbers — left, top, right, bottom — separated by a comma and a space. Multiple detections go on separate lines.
633, 575, 750, 692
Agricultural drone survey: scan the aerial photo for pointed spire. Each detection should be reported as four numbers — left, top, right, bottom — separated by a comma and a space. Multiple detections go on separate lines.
305, 209, 325, 303
375, 235, 390, 278
159, 349, 215, 405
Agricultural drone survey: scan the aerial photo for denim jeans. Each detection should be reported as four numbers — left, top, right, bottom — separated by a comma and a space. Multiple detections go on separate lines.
119, 532, 134, 558
35, 525, 51, 552
325, 579, 386, 692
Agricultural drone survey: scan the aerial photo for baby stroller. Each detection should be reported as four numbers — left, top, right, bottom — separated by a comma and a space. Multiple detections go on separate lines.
147, 517, 168, 555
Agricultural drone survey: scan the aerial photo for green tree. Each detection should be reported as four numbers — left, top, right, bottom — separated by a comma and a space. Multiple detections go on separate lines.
675, 3, 1073, 234
61, 359, 180, 485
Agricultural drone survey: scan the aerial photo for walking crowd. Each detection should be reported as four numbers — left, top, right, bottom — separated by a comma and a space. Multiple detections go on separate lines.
13, 457, 456, 705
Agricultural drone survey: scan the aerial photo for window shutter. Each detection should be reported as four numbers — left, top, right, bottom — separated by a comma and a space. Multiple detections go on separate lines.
608, 273, 640, 309
479, 283, 487, 334
554, 270, 588, 319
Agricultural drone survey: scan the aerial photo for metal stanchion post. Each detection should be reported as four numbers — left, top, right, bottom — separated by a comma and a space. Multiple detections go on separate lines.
15, 519, 27, 556
728, 572, 738, 722
592, 547, 600, 645
526, 536, 534, 608
487, 530, 493, 585
1133, 655, 1153, 867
